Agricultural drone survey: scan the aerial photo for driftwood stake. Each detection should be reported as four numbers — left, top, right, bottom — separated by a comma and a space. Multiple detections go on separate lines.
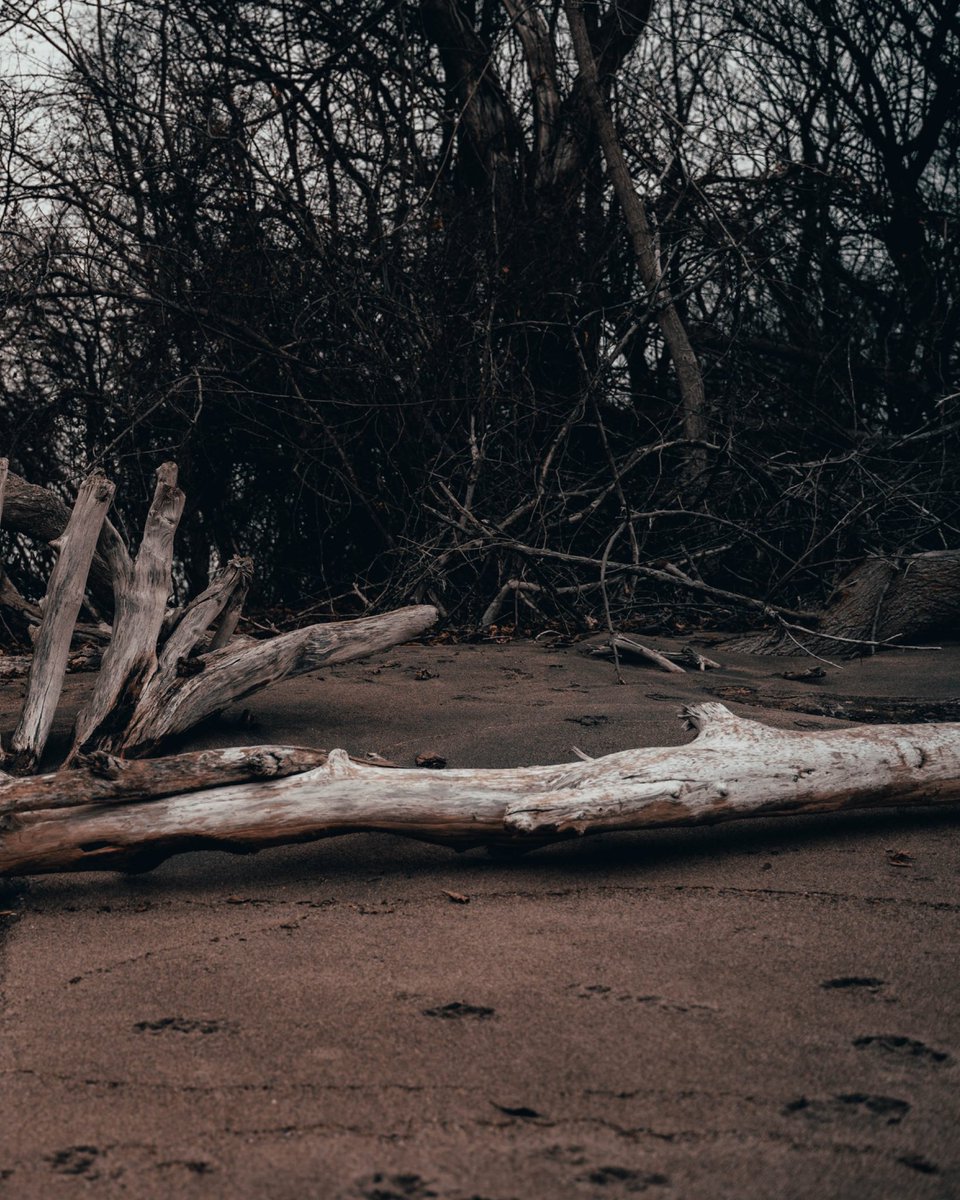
3, 703, 959, 877
10, 472, 115, 773
69, 462, 185, 758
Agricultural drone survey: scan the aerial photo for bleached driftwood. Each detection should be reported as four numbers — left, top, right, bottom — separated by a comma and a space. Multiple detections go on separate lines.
588, 636, 721, 673
10, 472, 115, 773
3, 703, 959, 876
68, 462, 185, 758
0, 461, 437, 764
65, 464, 437, 759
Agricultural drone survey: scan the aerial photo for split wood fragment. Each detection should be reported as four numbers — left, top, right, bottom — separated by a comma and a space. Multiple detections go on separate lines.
2, 703, 959, 876
11, 472, 115, 774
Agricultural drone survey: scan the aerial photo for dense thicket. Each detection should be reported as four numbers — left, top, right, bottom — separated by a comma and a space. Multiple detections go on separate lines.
0, 0, 957, 629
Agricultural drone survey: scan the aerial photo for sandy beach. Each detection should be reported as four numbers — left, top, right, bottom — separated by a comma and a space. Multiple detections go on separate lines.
1, 638, 958, 1198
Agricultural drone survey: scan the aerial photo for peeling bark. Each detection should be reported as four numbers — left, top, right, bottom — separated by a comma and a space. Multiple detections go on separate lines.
3, 703, 959, 876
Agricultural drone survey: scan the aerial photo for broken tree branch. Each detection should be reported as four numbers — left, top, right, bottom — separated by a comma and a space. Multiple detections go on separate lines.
116, 603, 441, 756
3, 703, 958, 876
433, 485, 816, 623
589, 635, 686, 673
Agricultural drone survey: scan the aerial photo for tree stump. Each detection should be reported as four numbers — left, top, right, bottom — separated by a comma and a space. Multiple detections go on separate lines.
730, 551, 960, 657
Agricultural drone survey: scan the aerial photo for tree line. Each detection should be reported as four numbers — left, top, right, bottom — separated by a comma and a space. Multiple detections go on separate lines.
0, 0, 957, 631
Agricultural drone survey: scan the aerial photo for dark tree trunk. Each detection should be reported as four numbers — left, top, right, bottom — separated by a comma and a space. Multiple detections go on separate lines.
731, 551, 960, 657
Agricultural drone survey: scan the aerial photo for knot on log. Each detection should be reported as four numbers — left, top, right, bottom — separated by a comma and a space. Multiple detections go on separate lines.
77, 750, 126, 780
325, 748, 358, 778
176, 655, 206, 677
249, 751, 284, 778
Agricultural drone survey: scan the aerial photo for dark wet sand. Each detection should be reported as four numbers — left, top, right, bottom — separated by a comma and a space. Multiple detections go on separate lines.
1, 639, 958, 1198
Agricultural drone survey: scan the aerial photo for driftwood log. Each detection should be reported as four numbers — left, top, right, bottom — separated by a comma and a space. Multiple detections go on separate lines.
0, 461, 437, 769
2, 702, 959, 876
731, 551, 960, 657
1, 461, 959, 879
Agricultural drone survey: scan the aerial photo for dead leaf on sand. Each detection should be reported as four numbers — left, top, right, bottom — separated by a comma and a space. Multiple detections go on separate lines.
423, 1001, 494, 1020
886, 849, 914, 867
492, 1102, 543, 1119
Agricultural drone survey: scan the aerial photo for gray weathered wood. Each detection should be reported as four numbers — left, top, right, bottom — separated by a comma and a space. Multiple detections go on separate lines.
10, 472, 115, 773
0, 465, 127, 608
117, 603, 440, 755
68, 463, 185, 760
0, 744, 328, 816
3, 703, 959, 876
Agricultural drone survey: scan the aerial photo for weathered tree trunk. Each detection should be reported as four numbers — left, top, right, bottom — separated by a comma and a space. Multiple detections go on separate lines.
2, 703, 959, 876
731, 551, 960, 657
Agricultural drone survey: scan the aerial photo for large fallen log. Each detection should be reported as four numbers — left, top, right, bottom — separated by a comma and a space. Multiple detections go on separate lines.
2, 703, 958, 876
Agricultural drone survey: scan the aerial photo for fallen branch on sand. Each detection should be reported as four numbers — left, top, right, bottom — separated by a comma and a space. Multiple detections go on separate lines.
2, 702, 959, 876
587, 635, 721, 672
